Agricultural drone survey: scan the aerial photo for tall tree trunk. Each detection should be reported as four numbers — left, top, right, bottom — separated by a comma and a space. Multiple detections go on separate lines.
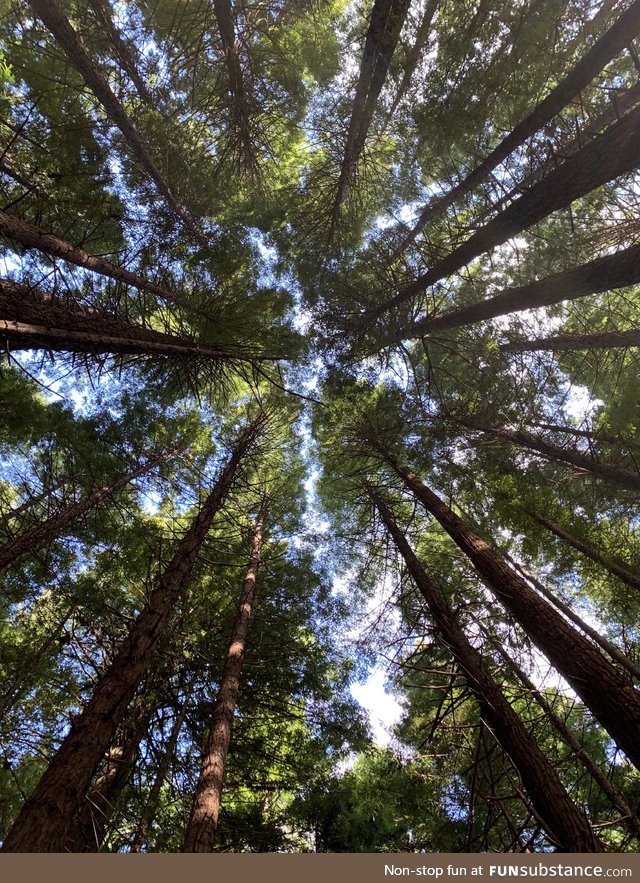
372, 99, 640, 322
478, 619, 640, 841
30, 0, 208, 249
524, 420, 640, 452
0, 279, 271, 363
183, 504, 265, 852
452, 416, 640, 492
504, 553, 640, 682
329, 0, 411, 236
87, 0, 155, 106
371, 490, 601, 852
502, 327, 640, 352
69, 702, 153, 852
404, 241, 640, 338
397, 0, 640, 251
130, 682, 194, 853
385, 0, 439, 122
369, 438, 640, 770
527, 510, 640, 594
0, 214, 190, 309
0, 445, 182, 574
0, 416, 265, 852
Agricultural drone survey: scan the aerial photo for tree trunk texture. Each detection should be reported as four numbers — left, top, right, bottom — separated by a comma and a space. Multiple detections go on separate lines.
0, 416, 264, 852
405, 241, 640, 338
480, 622, 640, 841
385, 0, 439, 122
504, 553, 640, 682
372, 491, 601, 852
398, 0, 640, 251
130, 682, 194, 853
527, 510, 640, 594
329, 0, 411, 236
0, 279, 266, 363
524, 421, 640, 452
374, 99, 640, 321
453, 416, 640, 492
502, 327, 640, 353
87, 0, 155, 105
68, 702, 153, 851
183, 505, 265, 852
0, 444, 181, 574
371, 439, 640, 771
30, 0, 208, 248
0, 213, 189, 309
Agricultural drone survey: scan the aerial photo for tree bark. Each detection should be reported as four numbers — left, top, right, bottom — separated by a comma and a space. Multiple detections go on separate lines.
404, 241, 640, 338
87, 0, 155, 106
527, 510, 640, 595
479, 621, 640, 841
372, 491, 601, 852
0, 213, 190, 309
385, 0, 438, 122
504, 553, 640, 683
30, 0, 208, 249
502, 327, 640, 353
130, 682, 194, 853
183, 504, 265, 852
453, 416, 640, 492
370, 438, 640, 771
372, 99, 640, 321
0, 279, 271, 364
329, 0, 411, 236
0, 416, 265, 852
0, 445, 181, 574
524, 421, 640, 452
398, 0, 640, 251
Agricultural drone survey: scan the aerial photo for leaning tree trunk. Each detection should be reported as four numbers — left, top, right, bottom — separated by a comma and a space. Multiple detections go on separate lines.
501, 327, 640, 353
385, 0, 438, 122
329, 0, 411, 236
451, 416, 640, 492
372, 98, 640, 321
87, 0, 155, 105
372, 491, 601, 852
523, 421, 640, 453
0, 416, 265, 852
30, 0, 207, 248
130, 681, 195, 853
504, 553, 640, 682
183, 504, 265, 852
370, 438, 640, 771
0, 214, 191, 310
397, 0, 640, 251
477, 618, 640, 842
404, 241, 640, 338
0, 279, 270, 364
526, 510, 640, 595
0, 444, 182, 574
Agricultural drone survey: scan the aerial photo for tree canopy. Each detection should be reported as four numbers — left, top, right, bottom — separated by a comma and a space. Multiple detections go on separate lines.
1, 0, 640, 854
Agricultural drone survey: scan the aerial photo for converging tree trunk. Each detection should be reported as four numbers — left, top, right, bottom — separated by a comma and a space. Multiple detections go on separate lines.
368, 438, 640, 770
397, 0, 640, 251
30, 0, 208, 248
372, 99, 640, 321
371, 490, 601, 852
0, 445, 182, 574
0, 416, 265, 852
403, 241, 640, 338
183, 502, 265, 852
87, 0, 155, 105
501, 328, 640, 353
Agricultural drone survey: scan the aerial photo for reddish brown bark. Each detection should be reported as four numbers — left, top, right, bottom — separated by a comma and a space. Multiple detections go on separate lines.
405, 242, 640, 338
398, 0, 640, 251
0, 416, 264, 852
371, 100, 640, 322
0, 279, 271, 363
371, 439, 640, 771
0, 214, 188, 308
30, 0, 208, 248
372, 491, 601, 852
0, 445, 181, 574
183, 505, 265, 852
